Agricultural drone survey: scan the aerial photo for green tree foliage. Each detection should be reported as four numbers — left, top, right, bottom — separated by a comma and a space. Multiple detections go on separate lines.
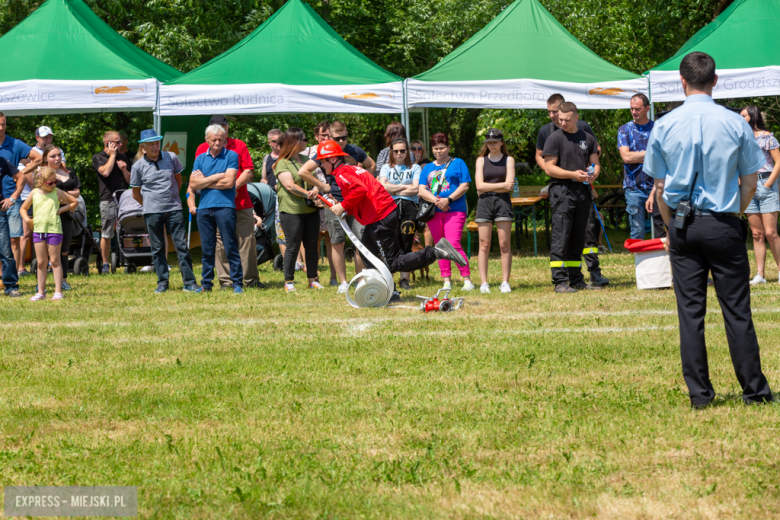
0, 0, 753, 219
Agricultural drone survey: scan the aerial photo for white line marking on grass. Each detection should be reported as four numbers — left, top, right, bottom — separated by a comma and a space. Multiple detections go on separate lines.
4, 308, 780, 331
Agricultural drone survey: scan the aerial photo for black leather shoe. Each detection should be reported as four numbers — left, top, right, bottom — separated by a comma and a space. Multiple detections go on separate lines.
590, 270, 610, 286
571, 282, 601, 291
554, 283, 577, 293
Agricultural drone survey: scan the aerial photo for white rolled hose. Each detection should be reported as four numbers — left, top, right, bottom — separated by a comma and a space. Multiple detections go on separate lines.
318, 196, 394, 308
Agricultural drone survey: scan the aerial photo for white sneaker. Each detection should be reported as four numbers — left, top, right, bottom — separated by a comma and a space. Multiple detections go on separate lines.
462, 280, 475, 291
499, 281, 512, 293
750, 274, 767, 285
480, 283, 490, 294
337, 281, 349, 294
442, 281, 452, 290
140, 265, 154, 273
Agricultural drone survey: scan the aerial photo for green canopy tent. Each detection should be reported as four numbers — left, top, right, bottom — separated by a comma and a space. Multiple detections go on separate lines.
0, 0, 180, 116
158, 0, 406, 173
406, 0, 647, 111
649, 0, 780, 102
159, 0, 403, 120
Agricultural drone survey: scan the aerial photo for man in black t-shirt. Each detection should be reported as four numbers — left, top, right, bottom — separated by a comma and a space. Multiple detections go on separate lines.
536, 93, 609, 287
541, 102, 602, 293
92, 130, 130, 274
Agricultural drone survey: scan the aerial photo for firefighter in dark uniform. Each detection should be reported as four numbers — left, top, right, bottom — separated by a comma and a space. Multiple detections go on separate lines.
536, 93, 609, 286
541, 102, 602, 293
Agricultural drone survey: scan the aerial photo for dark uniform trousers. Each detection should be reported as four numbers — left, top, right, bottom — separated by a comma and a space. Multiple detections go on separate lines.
549, 183, 591, 285
396, 199, 419, 254
669, 213, 773, 406
583, 204, 600, 273
361, 208, 438, 274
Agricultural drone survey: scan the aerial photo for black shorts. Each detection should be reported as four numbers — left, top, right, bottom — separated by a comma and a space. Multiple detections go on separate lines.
475, 193, 513, 223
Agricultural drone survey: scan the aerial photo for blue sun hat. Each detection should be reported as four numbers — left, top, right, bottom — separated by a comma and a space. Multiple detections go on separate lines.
138, 129, 163, 143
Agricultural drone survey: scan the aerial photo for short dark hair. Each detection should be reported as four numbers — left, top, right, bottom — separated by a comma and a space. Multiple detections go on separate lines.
558, 102, 578, 115
680, 52, 716, 90
547, 93, 565, 106
631, 93, 650, 107
430, 132, 448, 147
314, 120, 330, 134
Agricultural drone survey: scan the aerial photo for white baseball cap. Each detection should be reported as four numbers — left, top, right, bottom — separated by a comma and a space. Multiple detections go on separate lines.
35, 126, 54, 137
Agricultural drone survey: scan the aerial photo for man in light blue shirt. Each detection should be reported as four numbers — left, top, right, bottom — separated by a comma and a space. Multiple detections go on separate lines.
188, 124, 243, 293
644, 51, 773, 408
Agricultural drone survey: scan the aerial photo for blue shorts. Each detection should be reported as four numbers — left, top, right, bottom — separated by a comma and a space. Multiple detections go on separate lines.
7, 199, 23, 238
746, 180, 780, 214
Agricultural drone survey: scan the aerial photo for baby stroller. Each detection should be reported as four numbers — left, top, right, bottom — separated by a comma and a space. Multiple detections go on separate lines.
111, 189, 153, 273
246, 182, 277, 265
30, 196, 102, 276
69, 196, 102, 275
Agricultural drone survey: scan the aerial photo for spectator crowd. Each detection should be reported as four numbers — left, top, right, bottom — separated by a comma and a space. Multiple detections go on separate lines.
1, 90, 779, 300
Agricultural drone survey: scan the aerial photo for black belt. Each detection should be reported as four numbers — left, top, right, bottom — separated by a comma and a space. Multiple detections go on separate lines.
479, 192, 502, 198
758, 172, 772, 180
692, 209, 740, 217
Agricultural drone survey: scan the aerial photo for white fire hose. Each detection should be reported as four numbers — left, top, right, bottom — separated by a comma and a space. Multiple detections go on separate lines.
318, 195, 394, 308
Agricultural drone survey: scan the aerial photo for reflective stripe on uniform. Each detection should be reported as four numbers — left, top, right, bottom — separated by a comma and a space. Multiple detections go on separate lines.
565, 261, 582, 267
550, 261, 564, 268
582, 247, 598, 255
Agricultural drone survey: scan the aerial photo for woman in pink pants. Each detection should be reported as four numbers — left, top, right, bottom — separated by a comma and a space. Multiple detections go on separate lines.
418, 133, 473, 291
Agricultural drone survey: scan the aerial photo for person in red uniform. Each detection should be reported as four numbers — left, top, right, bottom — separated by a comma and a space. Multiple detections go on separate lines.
308, 140, 466, 281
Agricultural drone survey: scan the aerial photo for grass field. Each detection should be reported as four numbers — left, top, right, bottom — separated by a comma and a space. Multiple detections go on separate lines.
2, 236, 780, 519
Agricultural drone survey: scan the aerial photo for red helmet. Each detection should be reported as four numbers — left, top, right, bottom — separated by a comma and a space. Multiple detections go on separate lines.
316, 140, 349, 160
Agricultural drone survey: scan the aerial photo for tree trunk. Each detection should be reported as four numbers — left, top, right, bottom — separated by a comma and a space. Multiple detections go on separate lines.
713, 0, 734, 19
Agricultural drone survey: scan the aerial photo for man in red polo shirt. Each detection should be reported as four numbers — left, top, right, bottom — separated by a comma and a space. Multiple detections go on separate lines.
194, 115, 262, 288
311, 140, 466, 279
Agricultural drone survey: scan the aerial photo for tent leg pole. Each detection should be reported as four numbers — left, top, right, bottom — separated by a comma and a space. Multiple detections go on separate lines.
423, 107, 429, 149
154, 79, 162, 135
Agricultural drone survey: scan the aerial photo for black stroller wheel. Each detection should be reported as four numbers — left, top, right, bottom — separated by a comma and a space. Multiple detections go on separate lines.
125, 263, 137, 274
109, 252, 118, 273
31, 258, 38, 275
73, 258, 89, 276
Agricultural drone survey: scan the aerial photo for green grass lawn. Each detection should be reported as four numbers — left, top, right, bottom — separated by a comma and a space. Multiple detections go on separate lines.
2, 236, 780, 519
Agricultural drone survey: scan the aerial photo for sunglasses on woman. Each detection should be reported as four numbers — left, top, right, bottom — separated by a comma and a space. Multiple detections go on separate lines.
392, 149, 407, 154
411, 146, 423, 151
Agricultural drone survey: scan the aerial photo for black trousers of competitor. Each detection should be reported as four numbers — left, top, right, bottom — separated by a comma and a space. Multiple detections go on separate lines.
396, 199, 419, 254
669, 213, 773, 406
549, 183, 591, 286
583, 204, 600, 273
361, 208, 437, 273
